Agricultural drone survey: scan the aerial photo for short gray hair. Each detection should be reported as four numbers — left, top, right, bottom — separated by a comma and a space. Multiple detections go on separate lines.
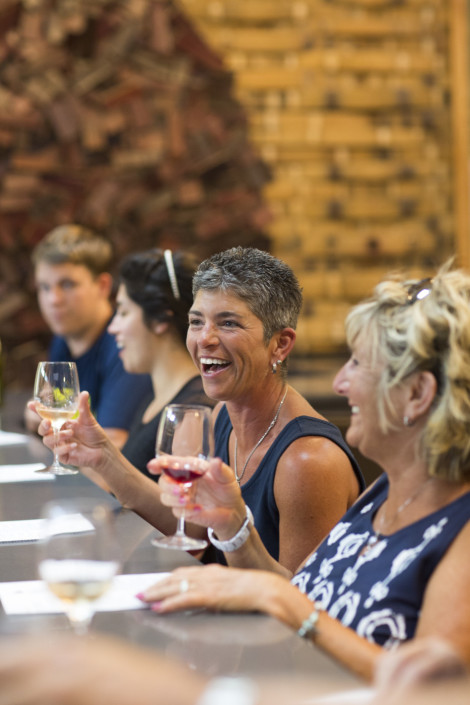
192, 247, 302, 343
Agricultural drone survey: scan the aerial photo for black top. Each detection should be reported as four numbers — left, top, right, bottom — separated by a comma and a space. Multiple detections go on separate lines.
121, 376, 214, 478
205, 409, 365, 564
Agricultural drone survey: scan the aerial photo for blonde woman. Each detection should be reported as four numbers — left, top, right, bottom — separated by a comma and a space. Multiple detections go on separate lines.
142, 265, 470, 681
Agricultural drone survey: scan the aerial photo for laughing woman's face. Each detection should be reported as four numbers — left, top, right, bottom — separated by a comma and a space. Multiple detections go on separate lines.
187, 289, 273, 402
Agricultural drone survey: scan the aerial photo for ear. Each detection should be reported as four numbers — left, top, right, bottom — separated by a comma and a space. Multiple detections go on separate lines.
270, 327, 296, 364
151, 321, 169, 336
95, 272, 113, 298
405, 370, 437, 421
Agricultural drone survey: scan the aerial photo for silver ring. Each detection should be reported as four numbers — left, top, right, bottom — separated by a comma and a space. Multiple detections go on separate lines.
179, 579, 189, 594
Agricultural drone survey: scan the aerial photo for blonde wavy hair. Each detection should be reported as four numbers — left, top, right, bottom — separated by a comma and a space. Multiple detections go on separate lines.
345, 263, 470, 482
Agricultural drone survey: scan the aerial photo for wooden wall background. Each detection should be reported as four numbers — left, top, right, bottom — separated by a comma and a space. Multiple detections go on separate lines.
180, 0, 470, 353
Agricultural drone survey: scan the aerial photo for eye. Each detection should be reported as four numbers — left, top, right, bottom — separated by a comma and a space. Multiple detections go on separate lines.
188, 317, 202, 327
221, 319, 239, 328
61, 280, 77, 290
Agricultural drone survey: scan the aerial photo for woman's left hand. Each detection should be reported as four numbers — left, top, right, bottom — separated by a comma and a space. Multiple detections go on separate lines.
137, 564, 290, 617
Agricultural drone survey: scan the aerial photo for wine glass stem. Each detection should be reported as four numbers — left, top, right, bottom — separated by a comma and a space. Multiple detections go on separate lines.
52, 426, 62, 469
68, 603, 93, 635
175, 514, 187, 537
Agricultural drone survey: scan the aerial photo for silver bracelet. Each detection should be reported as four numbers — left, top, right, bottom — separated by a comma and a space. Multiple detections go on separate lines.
207, 505, 254, 552
297, 606, 321, 639
196, 677, 257, 705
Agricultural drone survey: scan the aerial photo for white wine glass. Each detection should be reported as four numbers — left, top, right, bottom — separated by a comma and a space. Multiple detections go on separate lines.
34, 361, 80, 475
37, 498, 121, 635
152, 404, 214, 551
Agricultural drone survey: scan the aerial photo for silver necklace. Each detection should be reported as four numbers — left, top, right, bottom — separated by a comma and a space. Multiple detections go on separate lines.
363, 477, 434, 554
234, 387, 288, 485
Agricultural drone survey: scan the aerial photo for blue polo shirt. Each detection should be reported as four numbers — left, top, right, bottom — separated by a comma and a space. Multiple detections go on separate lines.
49, 327, 152, 430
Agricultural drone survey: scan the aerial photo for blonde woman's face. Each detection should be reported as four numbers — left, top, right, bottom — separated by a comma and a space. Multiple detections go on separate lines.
333, 338, 386, 463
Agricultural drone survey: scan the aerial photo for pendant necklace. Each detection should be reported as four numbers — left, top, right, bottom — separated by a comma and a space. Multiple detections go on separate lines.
234, 387, 288, 485
362, 477, 434, 554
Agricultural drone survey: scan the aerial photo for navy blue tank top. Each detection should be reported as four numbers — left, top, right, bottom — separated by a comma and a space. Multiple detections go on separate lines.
292, 473, 470, 648
209, 406, 364, 565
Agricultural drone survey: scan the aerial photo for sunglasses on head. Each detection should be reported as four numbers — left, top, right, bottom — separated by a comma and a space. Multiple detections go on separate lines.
406, 277, 433, 304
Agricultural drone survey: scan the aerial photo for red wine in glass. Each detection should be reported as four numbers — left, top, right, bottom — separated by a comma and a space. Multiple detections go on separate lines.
151, 404, 214, 551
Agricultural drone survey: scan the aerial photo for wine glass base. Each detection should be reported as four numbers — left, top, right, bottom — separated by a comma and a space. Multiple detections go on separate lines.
36, 465, 79, 476
151, 534, 208, 551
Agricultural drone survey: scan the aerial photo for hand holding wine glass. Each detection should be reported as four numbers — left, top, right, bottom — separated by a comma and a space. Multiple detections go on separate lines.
38, 498, 121, 635
152, 404, 214, 551
34, 361, 80, 475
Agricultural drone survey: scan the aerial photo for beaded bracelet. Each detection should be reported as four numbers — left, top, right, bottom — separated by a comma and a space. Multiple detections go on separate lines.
297, 606, 321, 639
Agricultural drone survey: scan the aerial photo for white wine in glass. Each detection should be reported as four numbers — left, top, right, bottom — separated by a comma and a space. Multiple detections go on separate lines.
152, 404, 214, 551
38, 499, 121, 635
34, 361, 80, 475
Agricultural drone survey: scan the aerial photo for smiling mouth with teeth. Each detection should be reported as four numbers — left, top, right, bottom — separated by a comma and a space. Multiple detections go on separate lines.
200, 357, 230, 373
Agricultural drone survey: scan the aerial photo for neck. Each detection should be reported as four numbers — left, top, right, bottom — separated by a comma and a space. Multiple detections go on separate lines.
65, 301, 113, 358
226, 382, 288, 447
150, 339, 198, 408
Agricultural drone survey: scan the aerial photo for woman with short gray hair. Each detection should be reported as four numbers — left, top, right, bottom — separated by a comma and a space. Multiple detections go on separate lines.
35, 246, 364, 573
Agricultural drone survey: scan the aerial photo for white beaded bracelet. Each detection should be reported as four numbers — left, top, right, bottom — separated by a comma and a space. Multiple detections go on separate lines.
297, 606, 321, 639
207, 505, 254, 552
196, 677, 257, 705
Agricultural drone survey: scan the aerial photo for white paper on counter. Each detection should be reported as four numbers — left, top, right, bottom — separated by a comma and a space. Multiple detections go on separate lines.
307, 688, 376, 704
0, 572, 169, 615
0, 464, 51, 483
0, 431, 30, 446
0, 513, 93, 543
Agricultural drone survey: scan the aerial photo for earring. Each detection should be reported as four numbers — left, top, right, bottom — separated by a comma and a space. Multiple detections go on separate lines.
272, 359, 282, 374
403, 416, 413, 427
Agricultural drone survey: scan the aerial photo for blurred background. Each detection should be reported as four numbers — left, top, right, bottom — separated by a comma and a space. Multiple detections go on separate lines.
0, 0, 468, 481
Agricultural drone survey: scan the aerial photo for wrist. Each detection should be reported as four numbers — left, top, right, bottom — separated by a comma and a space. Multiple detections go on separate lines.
208, 504, 254, 552
297, 605, 321, 639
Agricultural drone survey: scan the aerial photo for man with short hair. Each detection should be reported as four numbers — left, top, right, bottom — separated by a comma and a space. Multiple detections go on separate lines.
25, 224, 152, 448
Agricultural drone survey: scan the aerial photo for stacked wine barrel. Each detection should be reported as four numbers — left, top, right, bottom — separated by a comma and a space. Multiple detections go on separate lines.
0, 0, 272, 386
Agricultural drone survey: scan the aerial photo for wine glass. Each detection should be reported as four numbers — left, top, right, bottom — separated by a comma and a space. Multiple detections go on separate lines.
152, 404, 214, 551
34, 361, 80, 475
37, 498, 121, 635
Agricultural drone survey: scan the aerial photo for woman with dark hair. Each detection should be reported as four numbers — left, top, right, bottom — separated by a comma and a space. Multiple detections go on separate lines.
109, 249, 213, 476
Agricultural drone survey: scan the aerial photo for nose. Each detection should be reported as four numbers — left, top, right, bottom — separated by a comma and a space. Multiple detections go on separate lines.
333, 361, 349, 396
108, 314, 118, 335
45, 285, 64, 304
198, 321, 220, 347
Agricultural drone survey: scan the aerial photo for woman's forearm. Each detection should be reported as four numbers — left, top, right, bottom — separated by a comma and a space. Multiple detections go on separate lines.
262, 580, 382, 682
80, 445, 179, 535
224, 526, 292, 578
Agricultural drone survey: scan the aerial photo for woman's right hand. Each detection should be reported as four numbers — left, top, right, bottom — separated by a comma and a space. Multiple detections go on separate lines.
151, 456, 249, 540
33, 391, 111, 472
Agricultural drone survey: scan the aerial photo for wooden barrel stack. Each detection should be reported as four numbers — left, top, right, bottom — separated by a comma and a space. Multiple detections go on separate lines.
0, 0, 272, 386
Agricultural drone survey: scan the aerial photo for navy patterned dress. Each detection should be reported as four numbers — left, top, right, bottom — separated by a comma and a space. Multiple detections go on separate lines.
292, 473, 470, 648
